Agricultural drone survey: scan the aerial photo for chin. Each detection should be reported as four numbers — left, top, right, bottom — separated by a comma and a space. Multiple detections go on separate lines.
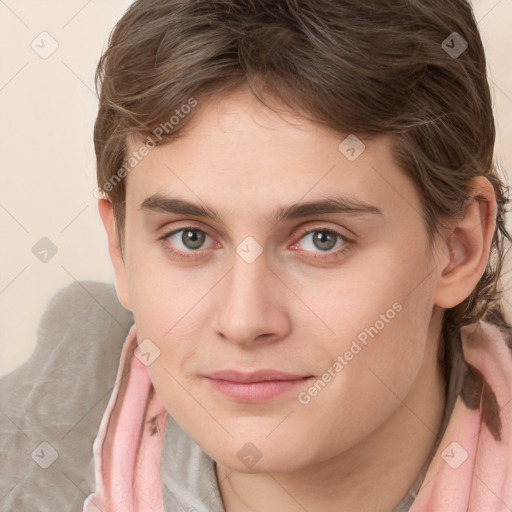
206, 436, 316, 475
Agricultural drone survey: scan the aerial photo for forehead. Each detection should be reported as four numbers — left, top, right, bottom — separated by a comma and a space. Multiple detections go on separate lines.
123, 88, 422, 228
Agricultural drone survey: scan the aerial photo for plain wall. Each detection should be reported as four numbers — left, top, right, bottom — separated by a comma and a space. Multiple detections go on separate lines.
1, 0, 511, 375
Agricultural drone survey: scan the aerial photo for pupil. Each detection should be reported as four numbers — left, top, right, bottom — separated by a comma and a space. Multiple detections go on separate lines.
183, 230, 205, 249
314, 231, 336, 251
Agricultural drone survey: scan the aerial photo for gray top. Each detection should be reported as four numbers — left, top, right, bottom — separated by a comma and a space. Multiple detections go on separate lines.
0, 281, 459, 511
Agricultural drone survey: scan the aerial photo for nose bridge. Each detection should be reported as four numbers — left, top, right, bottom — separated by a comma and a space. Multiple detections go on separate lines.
224, 249, 271, 320
212, 247, 287, 345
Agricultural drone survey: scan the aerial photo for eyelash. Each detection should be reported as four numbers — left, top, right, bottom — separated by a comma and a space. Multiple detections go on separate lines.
158, 225, 354, 262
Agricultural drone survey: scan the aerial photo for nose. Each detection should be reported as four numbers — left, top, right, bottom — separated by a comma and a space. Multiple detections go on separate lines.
211, 250, 292, 348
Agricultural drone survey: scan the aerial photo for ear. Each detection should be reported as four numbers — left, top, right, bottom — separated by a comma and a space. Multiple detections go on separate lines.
434, 176, 497, 308
97, 199, 132, 311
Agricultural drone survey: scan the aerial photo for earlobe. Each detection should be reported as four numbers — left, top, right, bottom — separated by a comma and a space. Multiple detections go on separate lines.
434, 177, 497, 309
97, 199, 132, 311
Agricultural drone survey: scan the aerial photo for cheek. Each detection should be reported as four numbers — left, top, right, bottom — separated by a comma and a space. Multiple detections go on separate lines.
293, 245, 431, 354
293, 250, 435, 428
124, 240, 207, 334
290, 296, 433, 461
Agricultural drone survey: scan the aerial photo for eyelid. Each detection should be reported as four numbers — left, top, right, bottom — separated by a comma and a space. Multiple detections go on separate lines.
158, 224, 219, 250
157, 220, 216, 241
291, 223, 353, 245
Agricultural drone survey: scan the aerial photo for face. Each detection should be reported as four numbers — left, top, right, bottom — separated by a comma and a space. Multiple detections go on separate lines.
113, 86, 446, 473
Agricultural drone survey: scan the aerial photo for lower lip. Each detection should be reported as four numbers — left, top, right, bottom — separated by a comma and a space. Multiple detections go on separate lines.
204, 377, 312, 402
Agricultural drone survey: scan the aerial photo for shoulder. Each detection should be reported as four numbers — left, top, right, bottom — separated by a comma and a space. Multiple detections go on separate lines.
0, 280, 134, 511
1, 280, 134, 400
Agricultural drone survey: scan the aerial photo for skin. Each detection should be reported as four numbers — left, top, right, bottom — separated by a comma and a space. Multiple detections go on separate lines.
99, 85, 496, 511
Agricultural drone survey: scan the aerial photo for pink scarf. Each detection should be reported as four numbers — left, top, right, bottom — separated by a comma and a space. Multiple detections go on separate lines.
83, 321, 512, 511
410, 321, 512, 510
83, 325, 167, 512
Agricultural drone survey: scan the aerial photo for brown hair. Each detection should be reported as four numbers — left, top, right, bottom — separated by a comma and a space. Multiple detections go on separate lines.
94, 0, 511, 374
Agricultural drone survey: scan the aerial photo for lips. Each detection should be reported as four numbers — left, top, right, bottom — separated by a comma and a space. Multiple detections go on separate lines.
203, 370, 313, 402
206, 369, 309, 382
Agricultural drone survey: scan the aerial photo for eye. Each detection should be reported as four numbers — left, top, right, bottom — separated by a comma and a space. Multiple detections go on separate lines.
159, 225, 352, 262
159, 227, 216, 260
291, 227, 351, 259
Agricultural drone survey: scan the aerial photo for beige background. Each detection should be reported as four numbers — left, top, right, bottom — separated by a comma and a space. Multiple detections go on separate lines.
1, 0, 511, 375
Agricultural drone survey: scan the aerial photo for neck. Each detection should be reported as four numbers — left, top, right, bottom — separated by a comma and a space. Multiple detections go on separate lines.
216, 320, 447, 512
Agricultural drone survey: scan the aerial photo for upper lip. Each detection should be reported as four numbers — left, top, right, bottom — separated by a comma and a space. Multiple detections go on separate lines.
204, 370, 311, 383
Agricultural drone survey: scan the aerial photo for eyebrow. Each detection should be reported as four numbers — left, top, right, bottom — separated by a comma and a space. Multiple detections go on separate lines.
139, 194, 383, 225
